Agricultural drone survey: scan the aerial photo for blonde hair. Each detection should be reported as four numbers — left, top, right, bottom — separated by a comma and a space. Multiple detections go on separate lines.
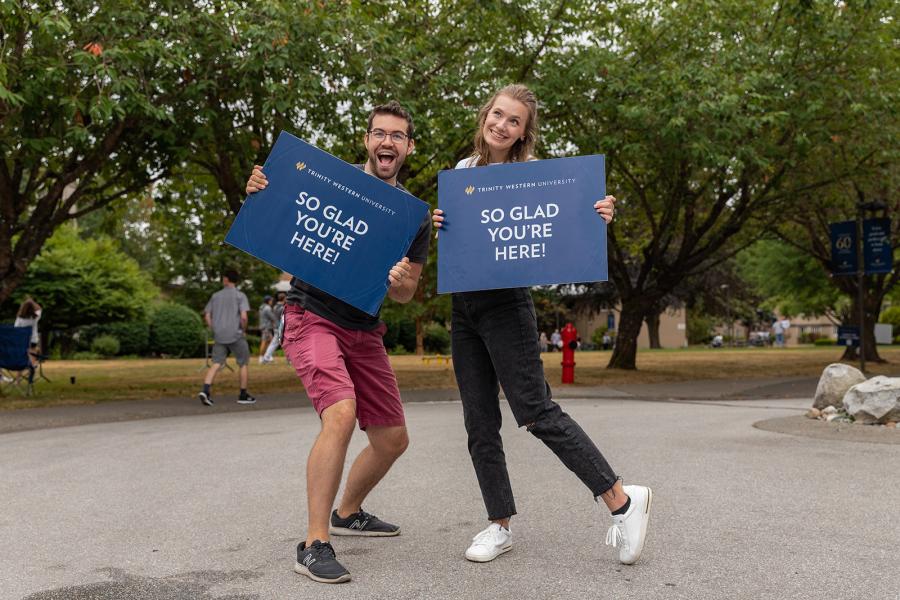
471, 84, 538, 166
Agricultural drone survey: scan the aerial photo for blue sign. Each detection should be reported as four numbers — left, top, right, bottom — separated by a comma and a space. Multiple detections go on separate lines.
436, 155, 607, 293
830, 221, 857, 276
864, 217, 892, 274
225, 131, 429, 316
837, 326, 860, 347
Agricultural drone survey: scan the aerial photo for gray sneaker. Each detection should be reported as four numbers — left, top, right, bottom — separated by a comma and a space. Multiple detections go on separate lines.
329, 509, 400, 537
294, 540, 351, 584
198, 391, 213, 406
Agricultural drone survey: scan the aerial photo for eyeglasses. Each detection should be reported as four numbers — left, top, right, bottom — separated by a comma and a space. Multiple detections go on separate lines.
368, 129, 410, 144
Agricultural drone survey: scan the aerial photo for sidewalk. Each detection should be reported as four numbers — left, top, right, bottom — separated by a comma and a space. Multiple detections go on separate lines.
0, 376, 819, 434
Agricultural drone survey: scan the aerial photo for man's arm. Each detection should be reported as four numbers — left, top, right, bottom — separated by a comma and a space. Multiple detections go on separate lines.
204, 312, 212, 329
387, 258, 423, 304
240, 310, 248, 333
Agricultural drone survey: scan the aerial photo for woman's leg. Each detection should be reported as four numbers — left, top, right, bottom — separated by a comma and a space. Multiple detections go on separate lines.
451, 295, 516, 522
480, 290, 619, 499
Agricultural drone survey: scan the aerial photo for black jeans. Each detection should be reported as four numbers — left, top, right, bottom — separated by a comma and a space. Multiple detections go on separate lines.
451, 288, 619, 521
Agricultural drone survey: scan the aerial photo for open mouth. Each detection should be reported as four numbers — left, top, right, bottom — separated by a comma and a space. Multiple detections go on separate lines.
376, 151, 396, 169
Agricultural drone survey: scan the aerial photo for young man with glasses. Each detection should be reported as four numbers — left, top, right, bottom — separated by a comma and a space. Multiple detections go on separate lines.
244, 101, 430, 584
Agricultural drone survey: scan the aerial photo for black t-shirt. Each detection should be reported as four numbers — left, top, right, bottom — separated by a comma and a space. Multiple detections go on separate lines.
286, 175, 432, 330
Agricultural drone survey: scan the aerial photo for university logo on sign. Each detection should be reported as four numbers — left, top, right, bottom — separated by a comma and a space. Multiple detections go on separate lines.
225, 131, 429, 316
437, 155, 608, 293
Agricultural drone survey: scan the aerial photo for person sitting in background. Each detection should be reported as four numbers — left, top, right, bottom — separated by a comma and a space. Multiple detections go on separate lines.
14, 297, 42, 365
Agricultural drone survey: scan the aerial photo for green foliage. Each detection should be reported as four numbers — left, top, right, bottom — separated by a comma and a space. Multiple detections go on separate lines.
879, 307, 900, 337
687, 313, 717, 346
389, 344, 410, 356
90, 334, 120, 357
80, 320, 150, 356
149, 304, 205, 358
11, 225, 158, 333
591, 327, 609, 348
383, 318, 416, 354
737, 239, 843, 319
423, 322, 450, 354
814, 338, 838, 346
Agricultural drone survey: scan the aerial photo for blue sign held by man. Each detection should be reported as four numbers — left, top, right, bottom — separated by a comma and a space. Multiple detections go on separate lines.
225, 131, 429, 316
436, 155, 607, 293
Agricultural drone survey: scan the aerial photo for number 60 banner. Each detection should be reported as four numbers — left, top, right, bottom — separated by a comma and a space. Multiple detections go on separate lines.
436, 155, 608, 293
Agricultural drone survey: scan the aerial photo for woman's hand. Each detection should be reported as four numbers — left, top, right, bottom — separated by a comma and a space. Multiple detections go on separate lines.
594, 195, 617, 224
432, 208, 445, 229
245, 165, 268, 194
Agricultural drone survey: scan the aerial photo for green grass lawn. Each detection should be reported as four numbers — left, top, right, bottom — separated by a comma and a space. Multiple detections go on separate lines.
3, 345, 900, 410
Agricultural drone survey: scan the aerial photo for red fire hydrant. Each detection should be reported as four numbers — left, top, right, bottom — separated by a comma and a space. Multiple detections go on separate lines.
561, 322, 578, 384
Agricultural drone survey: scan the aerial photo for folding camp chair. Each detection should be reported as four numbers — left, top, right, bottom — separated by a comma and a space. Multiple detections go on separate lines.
0, 325, 36, 396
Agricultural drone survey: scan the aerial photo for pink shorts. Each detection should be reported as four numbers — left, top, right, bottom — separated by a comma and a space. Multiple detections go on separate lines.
281, 305, 404, 430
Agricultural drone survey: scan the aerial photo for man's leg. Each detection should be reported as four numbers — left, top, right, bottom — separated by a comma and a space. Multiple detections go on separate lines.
306, 398, 357, 545
336, 425, 409, 517
203, 362, 222, 385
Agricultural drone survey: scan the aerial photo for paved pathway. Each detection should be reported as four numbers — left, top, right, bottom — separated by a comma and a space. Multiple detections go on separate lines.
3, 388, 898, 599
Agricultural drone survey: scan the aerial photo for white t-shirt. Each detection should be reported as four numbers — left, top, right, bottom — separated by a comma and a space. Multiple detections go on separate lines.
14, 309, 41, 344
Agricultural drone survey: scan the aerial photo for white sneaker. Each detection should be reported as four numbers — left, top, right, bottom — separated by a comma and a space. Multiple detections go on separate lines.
465, 523, 512, 563
606, 484, 652, 565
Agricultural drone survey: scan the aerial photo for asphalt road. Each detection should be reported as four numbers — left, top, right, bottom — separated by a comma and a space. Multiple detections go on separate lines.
3, 395, 898, 600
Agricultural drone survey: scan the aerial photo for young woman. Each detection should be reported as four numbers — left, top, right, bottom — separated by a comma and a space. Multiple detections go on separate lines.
433, 84, 652, 565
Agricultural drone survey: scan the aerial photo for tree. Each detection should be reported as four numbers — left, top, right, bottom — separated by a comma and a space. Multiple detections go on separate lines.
540, 0, 898, 368
8, 224, 158, 348
0, 1, 180, 304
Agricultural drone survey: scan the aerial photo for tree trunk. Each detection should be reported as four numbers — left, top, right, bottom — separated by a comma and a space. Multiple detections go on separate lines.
608, 300, 650, 369
415, 316, 424, 356
646, 311, 661, 349
839, 293, 885, 364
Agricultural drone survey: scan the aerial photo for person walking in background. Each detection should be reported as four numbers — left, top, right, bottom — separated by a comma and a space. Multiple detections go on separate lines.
199, 269, 255, 406
262, 291, 287, 364
14, 297, 42, 365
258, 295, 276, 364
432, 83, 651, 566
550, 328, 562, 351
773, 318, 785, 347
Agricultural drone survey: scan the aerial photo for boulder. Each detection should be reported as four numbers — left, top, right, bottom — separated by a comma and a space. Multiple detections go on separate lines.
842, 376, 900, 424
813, 364, 867, 410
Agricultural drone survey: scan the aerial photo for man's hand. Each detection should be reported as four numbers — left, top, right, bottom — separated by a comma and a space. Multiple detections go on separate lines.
432, 208, 445, 229
593, 195, 617, 224
387, 257, 422, 304
245, 165, 268, 194
388, 257, 412, 288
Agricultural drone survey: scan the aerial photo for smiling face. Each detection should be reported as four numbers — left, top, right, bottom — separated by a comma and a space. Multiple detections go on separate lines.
364, 113, 415, 185
481, 94, 529, 163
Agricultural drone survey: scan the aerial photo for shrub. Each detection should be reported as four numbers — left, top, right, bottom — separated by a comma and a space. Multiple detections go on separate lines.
389, 344, 409, 355
799, 331, 826, 344
150, 304, 206, 357
80, 320, 150, 355
241, 332, 257, 346
424, 322, 450, 354
814, 337, 838, 346
383, 318, 416, 353
591, 326, 608, 348
70, 351, 102, 360
90, 334, 120, 357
